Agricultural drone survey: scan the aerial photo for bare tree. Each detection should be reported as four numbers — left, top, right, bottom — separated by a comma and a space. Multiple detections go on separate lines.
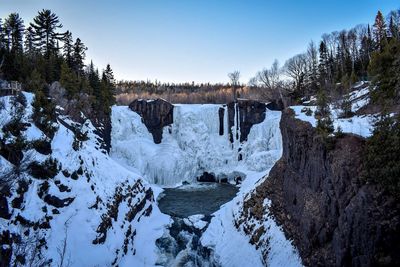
284, 53, 307, 93
256, 59, 290, 107
228, 70, 240, 102
57, 216, 73, 267
248, 76, 258, 88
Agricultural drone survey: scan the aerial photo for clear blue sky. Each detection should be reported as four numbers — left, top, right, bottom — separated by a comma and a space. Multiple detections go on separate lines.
1, 0, 399, 83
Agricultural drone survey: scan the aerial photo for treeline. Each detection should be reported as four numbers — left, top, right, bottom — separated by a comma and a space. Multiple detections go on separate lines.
116, 80, 259, 104
252, 9, 400, 106
253, 9, 400, 199
0, 9, 115, 118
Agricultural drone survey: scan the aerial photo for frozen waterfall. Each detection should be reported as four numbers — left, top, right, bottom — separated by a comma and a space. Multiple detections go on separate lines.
110, 103, 282, 186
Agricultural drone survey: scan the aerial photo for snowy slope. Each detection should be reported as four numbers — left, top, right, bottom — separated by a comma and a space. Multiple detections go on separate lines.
201, 111, 302, 267
0, 93, 170, 267
291, 83, 375, 138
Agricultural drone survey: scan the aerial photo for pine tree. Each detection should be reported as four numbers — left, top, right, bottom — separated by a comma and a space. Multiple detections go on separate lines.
63, 30, 74, 68
0, 18, 5, 50
30, 9, 64, 57
363, 114, 400, 198
60, 62, 79, 98
368, 38, 400, 104
4, 13, 25, 54
103, 64, 115, 85
373, 11, 387, 50
389, 15, 399, 40
26, 68, 45, 92
24, 26, 36, 56
318, 40, 329, 88
72, 38, 87, 76
315, 89, 334, 140
99, 64, 116, 113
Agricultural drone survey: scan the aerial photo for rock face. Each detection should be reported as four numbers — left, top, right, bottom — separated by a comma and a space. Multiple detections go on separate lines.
241, 108, 400, 266
129, 99, 174, 144
227, 100, 266, 143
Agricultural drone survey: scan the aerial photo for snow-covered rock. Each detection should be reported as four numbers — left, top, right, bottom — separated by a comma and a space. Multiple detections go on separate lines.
0, 93, 170, 267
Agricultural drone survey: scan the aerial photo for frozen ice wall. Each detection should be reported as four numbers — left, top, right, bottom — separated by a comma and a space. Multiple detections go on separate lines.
111, 103, 282, 186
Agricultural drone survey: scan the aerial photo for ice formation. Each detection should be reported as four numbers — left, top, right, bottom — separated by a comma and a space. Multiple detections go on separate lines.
111, 103, 281, 186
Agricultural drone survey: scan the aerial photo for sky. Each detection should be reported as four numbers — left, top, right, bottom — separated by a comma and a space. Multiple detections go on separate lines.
1, 0, 399, 83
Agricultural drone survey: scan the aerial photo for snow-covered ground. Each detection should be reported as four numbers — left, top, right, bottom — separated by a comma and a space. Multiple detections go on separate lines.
0, 93, 170, 267
291, 83, 375, 138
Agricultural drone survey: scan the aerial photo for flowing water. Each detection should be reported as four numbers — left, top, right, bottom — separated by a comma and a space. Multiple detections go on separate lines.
158, 183, 239, 217
156, 183, 239, 266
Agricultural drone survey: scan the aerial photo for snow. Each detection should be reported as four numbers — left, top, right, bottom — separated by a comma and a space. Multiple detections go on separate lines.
0, 93, 170, 267
111, 103, 303, 266
111, 104, 283, 186
1, 92, 305, 266
291, 84, 377, 138
201, 112, 302, 267
183, 214, 208, 230
291, 105, 374, 137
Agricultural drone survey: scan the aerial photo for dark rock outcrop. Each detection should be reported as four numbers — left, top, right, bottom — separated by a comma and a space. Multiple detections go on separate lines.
0, 195, 10, 219
227, 100, 266, 143
240, 108, 400, 266
197, 172, 216, 183
129, 99, 174, 144
218, 107, 225, 136
43, 195, 75, 208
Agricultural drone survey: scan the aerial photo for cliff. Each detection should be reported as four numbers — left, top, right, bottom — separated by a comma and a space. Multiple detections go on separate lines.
225, 100, 266, 143
240, 108, 400, 266
129, 99, 174, 144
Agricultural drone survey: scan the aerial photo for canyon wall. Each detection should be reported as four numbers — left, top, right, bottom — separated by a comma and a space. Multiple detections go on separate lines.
240, 108, 400, 266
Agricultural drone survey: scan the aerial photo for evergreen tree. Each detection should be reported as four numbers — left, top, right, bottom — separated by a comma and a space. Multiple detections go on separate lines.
72, 38, 86, 76
318, 40, 329, 88
315, 89, 334, 139
368, 38, 400, 104
363, 114, 400, 198
389, 15, 399, 40
0, 18, 5, 50
24, 26, 36, 56
103, 64, 115, 85
60, 62, 79, 98
99, 64, 116, 113
373, 11, 387, 50
63, 30, 74, 68
30, 9, 64, 57
340, 87, 353, 118
4, 13, 25, 54
26, 68, 45, 92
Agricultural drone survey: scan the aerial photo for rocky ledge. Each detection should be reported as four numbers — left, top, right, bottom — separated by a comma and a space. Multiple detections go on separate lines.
239, 108, 400, 267
226, 99, 266, 143
129, 98, 268, 145
129, 99, 174, 144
